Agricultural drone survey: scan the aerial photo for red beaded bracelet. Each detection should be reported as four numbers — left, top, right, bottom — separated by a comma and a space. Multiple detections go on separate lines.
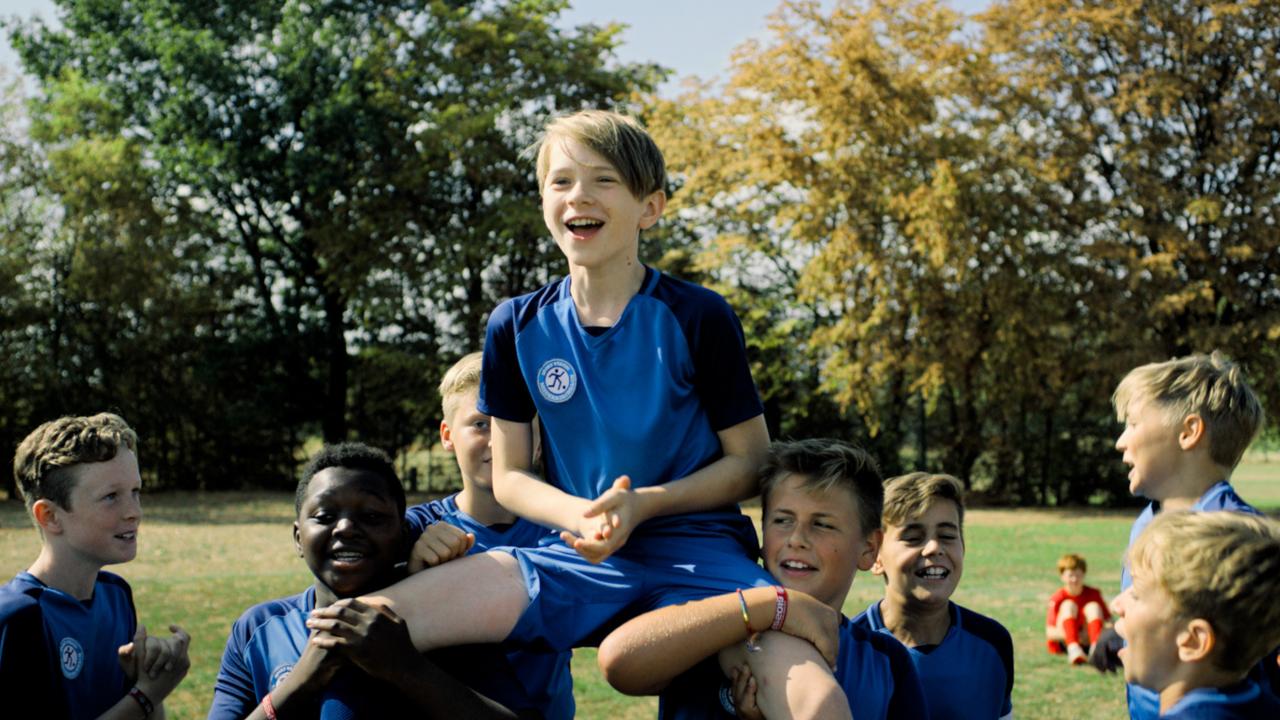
262, 691, 278, 720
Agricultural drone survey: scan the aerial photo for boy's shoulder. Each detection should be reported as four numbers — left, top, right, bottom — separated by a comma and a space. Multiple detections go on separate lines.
953, 602, 1014, 650
1, 570, 133, 610
230, 588, 312, 638
1163, 679, 1280, 720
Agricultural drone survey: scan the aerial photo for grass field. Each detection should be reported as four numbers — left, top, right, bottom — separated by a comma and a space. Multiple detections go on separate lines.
1, 455, 1275, 718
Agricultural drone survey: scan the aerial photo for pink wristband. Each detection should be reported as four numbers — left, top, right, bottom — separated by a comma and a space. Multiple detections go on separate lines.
262, 691, 278, 720
770, 585, 789, 631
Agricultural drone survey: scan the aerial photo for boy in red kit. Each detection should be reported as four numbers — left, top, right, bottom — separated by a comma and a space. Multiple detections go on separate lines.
1045, 553, 1109, 664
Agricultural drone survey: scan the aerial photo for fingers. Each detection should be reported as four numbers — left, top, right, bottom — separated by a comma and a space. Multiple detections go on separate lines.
409, 525, 475, 571
582, 475, 632, 518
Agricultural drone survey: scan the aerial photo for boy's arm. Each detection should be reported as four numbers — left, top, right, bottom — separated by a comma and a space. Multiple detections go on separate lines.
598, 585, 839, 695
490, 416, 597, 532
719, 633, 851, 720
569, 415, 770, 562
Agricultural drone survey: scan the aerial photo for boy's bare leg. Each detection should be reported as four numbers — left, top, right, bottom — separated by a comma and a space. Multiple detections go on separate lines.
720, 632, 851, 720
313, 550, 530, 651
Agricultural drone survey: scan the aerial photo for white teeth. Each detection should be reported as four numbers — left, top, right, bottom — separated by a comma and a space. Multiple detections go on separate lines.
116, 532, 135, 539
917, 567, 948, 578
781, 560, 813, 570
566, 218, 603, 229
332, 552, 364, 561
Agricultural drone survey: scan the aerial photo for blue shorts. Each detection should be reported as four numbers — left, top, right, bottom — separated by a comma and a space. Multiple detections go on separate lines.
505, 511, 773, 651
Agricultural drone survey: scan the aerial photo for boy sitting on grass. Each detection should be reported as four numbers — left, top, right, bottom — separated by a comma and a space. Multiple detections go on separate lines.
1102, 351, 1272, 718
208, 442, 536, 719
1045, 552, 1109, 665
0, 413, 191, 719
857, 472, 1014, 720
1115, 511, 1280, 719
596, 438, 926, 720
402, 351, 572, 719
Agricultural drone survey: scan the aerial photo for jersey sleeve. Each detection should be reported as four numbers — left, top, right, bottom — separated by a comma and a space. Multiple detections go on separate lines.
687, 293, 764, 431
208, 614, 261, 720
479, 299, 537, 423
404, 500, 449, 540
0, 596, 59, 706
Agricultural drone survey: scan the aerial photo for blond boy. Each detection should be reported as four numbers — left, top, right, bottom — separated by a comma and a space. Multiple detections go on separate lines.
1115, 511, 1280, 718
1107, 352, 1267, 718
0, 413, 190, 718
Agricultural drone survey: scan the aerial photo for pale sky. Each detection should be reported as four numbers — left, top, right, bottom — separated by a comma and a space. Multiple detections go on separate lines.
3, 0, 990, 96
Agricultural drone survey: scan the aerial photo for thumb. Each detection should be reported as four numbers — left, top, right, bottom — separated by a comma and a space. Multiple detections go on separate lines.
613, 475, 632, 491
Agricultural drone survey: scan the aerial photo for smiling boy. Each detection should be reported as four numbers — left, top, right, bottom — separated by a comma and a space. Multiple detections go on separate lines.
0, 413, 190, 719
1114, 511, 1280, 719
209, 442, 534, 719
342, 110, 803, 700
857, 472, 1014, 720
596, 439, 926, 720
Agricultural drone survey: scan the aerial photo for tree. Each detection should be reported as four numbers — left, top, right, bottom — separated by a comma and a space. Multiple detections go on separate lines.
984, 0, 1280, 419
6, 0, 661, 485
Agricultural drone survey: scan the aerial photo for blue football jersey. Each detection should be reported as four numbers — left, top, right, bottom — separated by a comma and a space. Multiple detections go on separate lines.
479, 267, 763, 515
0, 571, 136, 720
858, 601, 1014, 720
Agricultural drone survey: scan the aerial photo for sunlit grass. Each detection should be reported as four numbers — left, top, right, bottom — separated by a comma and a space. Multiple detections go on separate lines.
2, 453, 1275, 718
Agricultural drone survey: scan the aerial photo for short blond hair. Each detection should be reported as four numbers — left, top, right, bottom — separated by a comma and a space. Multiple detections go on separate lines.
1129, 511, 1280, 675
1112, 351, 1263, 468
1057, 553, 1087, 574
13, 413, 137, 514
440, 352, 483, 423
529, 109, 666, 199
882, 472, 965, 534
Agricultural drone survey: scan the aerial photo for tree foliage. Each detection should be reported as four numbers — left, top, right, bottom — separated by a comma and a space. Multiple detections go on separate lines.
3, 0, 659, 490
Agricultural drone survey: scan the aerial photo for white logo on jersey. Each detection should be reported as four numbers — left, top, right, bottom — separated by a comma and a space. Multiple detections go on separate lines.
270, 663, 294, 689
537, 358, 577, 403
59, 637, 84, 679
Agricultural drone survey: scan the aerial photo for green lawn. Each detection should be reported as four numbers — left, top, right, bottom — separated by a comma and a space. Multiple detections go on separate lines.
1, 455, 1274, 718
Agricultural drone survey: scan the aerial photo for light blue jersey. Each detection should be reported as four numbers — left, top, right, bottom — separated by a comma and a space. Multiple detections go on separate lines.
858, 601, 1014, 720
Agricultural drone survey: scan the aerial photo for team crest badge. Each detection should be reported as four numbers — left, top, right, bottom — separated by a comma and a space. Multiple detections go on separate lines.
270, 663, 294, 689
537, 358, 577, 403
59, 637, 84, 679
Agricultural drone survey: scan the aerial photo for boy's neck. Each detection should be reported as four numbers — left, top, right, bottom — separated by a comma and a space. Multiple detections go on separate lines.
568, 260, 646, 327
879, 594, 951, 648
27, 546, 101, 601
1154, 460, 1229, 512
456, 486, 517, 527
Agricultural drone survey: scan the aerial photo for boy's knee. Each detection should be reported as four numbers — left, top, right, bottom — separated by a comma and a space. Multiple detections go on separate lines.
1082, 601, 1104, 621
1055, 599, 1079, 624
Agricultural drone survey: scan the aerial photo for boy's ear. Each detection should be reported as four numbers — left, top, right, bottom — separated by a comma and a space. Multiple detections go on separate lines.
293, 521, 303, 558
31, 499, 62, 535
858, 529, 884, 572
1176, 617, 1215, 664
440, 419, 455, 452
637, 190, 667, 230
1178, 413, 1206, 450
